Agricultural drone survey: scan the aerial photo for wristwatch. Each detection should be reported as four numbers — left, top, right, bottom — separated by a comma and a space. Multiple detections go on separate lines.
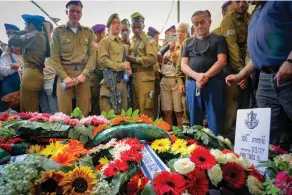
287, 59, 292, 63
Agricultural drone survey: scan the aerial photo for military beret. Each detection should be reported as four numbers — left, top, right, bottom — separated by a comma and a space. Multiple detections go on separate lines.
4, 23, 20, 31
164, 25, 176, 34
121, 18, 130, 26
66, 0, 83, 8
222, 1, 232, 9
92, 24, 106, 33
148, 26, 160, 35
22, 14, 45, 24
131, 12, 145, 24
106, 13, 119, 28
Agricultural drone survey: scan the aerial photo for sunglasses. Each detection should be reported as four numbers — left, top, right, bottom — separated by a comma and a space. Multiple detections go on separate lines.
193, 38, 209, 56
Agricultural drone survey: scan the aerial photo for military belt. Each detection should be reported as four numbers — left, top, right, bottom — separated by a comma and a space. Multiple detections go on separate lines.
261, 67, 279, 74
163, 75, 175, 79
132, 67, 153, 73
63, 64, 85, 71
25, 64, 43, 72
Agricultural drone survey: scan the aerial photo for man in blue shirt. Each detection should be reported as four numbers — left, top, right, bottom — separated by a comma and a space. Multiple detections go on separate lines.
226, 1, 292, 146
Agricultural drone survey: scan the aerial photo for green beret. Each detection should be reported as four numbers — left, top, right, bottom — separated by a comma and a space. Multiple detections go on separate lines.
130, 12, 145, 24
106, 13, 119, 27
121, 18, 130, 26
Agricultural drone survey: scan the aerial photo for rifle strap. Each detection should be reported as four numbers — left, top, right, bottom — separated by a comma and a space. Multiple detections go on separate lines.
133, 39, 142, 58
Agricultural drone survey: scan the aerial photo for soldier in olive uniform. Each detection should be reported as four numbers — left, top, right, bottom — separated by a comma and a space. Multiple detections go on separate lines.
127, 12, 157, 119
90, 24, 106, 115
98, 14, 131, 113
212, 1, 233, 35
219, 0, 251, 140
8, 14, 47, 112
120, 19, 131, 46
50, 0, 95, 116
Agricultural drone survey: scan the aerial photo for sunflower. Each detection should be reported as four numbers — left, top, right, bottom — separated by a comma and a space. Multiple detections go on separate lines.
35, 170, 65, 194
151, 139, 171, 153
51, 152, 77, 166
223, 162, 246, 189
93, 124, 107, 137
171, 139, 188, 155
154, 121, 171, 132
40, 141, 65, 157
60, 166, 98, 195
190, 146, 216, 170
26, 144, 43, 154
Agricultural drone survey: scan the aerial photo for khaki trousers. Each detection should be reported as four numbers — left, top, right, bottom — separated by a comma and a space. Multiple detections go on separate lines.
99, 80, 128, 113
57, 66, 91, 116
132, 71, 155, 119
20, 68, 44, 112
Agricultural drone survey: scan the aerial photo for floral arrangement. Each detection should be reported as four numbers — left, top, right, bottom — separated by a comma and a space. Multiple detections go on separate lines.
0, 109, 268, 195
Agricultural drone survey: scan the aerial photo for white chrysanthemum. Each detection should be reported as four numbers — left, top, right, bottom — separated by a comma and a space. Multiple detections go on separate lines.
246, 175, 264, 195
210, 149, 227, 164
202, 128, 214, 135
224, 138, 232, 146
112, 142, 131, 160
174, 158, 195, 174
207, 164, 223, 187
238, 156, 252, 170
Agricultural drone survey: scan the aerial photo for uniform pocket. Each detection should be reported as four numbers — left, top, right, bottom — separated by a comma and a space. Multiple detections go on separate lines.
60, 38, 71, 54
142, 75, 155, 109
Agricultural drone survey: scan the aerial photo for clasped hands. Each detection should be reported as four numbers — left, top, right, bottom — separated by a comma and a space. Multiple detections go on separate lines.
63, 74, 87, 88
194, 73, 210, 88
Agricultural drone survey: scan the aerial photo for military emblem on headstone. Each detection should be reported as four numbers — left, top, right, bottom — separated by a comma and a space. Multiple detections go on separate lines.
245, 110, 259, 129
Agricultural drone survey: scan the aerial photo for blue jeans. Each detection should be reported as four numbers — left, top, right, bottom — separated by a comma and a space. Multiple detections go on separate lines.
186, 79, 224, 135
39, 79, 58, 114
0, 73, 20, 111
256, 72, 292, 144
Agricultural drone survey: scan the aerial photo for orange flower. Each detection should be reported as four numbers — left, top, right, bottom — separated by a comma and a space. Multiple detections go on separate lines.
51, 152, 77, 166
134, 114, 153, 124
170, 134, 178, 143
111, 116, 131, 125
222, 149, 240, 158
155, 121, 171, 132
62, 140, 87, 158
93, 124, 107, 137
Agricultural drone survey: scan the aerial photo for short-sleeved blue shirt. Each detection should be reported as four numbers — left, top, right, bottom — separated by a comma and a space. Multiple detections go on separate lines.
248, 1, 292, 69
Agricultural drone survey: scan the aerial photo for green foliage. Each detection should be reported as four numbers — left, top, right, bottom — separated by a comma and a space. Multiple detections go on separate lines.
69, 125, 94, 144
168, 159, 177, 172
71, 107, 84, 119
263, 175, 281, 195
0, 127, 16, 140
10, 142, 29, 155
131, 109, 139, 119
141, 183, 156, 195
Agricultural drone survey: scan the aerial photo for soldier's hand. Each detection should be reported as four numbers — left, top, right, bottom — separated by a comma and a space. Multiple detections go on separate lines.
124, 62, 132, 75
274, 61, 292, 86
238, 77, 248, 90
127, 55, 136, 63
10, 63, 21, 70
76, 74, 87, 84
226, 74, 243, 87
63, 77, 75, 87
178, 85, 185, 94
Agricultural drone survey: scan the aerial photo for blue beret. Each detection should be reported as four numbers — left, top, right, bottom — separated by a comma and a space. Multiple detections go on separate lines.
92, 24, 106, 33
165, 25, 176, 33
22, 14, 45, 24
148, 26, 160, 35
4, 23, 20, 31
222, 1, 232, 9
66, 0, 83, 8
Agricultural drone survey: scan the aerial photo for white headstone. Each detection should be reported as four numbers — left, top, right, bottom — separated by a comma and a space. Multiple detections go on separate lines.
234, 108, 271, 173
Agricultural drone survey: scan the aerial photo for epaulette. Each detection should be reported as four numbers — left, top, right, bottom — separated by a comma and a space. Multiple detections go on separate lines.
147, 36, 154, 44
56, 25, 66, 29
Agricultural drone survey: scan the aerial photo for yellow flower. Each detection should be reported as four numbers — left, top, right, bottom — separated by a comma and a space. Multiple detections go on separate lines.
151, 139, 171, 153
26, 145, 43, 154
60, 166, 98, 195
40, 141, 65, 157
171, 139, 187, 155
99, 157, 110, 166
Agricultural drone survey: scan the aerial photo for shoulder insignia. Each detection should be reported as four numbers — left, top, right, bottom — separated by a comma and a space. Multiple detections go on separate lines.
226, 29, 235, 36
56, 25, 66, 29
147, 36, 154, 44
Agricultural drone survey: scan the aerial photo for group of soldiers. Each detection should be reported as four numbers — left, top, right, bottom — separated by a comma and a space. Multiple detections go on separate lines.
1, 0, 268, 142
